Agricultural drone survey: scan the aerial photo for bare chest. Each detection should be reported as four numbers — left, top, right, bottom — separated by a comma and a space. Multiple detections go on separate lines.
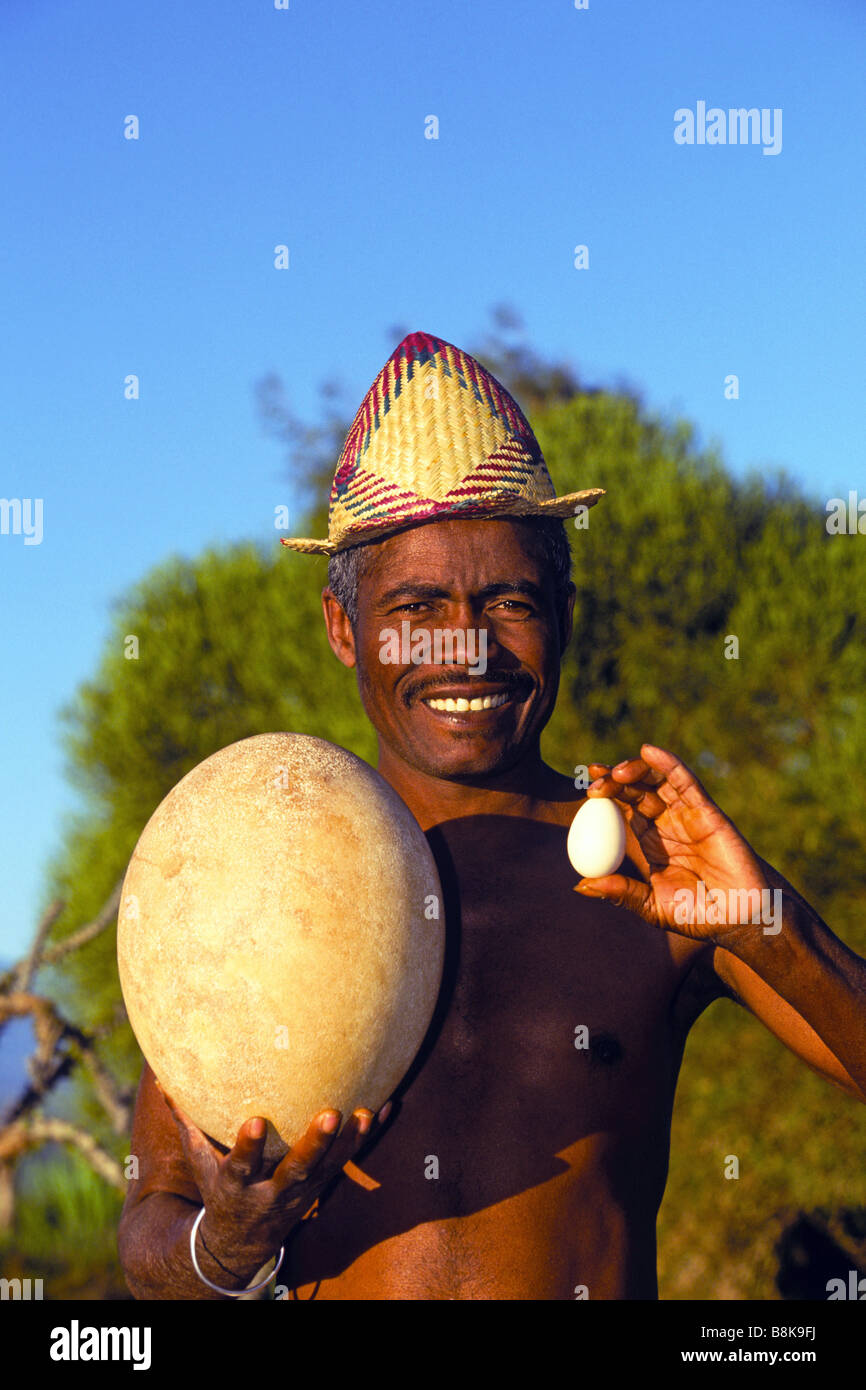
358, 832, 701, 1192
413, 867, 688, 1123
284, 827, 700, 1296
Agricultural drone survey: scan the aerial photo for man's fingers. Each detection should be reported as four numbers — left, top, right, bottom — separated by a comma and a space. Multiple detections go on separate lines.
574, 874, 657, 923
270, 1110, 344, 1189
159, 1089, 197, 1138
609, 757, 665, 788
219, 1117, 269, 1186
157, 1085, 220, 1184
588, 773, 667, 820
271, 1105, 388, 1193
589, 748, 713, 815
317, 1108, 379, 1174
638, 744, 711, 808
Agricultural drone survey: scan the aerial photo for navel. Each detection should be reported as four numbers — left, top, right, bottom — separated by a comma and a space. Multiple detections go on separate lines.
587, 1032, 624, 1067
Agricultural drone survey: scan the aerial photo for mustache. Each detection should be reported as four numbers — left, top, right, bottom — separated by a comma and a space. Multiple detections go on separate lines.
404, 670, 532, 706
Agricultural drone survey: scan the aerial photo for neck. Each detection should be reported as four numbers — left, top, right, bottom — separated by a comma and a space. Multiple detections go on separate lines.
376, 740, 569, 831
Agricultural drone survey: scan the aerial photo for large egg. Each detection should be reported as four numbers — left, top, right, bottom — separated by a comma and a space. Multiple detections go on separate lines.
567, 796, 627, 878
117, 733, 444, 1161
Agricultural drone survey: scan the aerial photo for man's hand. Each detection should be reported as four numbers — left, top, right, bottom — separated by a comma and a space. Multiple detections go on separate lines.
574, 742, 770, 942
158, 1082, 391, 1273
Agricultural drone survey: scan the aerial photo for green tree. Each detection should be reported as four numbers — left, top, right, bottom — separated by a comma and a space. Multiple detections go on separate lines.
534, 391, 866, 929
50, 541, 375, 1038
19, 315, 866, 1298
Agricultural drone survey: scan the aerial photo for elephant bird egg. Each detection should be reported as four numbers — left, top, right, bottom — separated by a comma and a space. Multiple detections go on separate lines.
117, 733, 445, 1161
567, 796, 627, 878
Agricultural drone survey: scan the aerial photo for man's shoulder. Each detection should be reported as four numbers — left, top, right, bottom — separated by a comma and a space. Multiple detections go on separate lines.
539, 767, 587, 828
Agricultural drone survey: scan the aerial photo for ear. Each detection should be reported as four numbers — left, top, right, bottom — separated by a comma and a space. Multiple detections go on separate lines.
559, 582, 576, 656
322, 588, 357, 668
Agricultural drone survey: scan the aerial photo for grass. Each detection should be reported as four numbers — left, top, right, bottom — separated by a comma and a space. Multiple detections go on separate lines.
0, 1145, 129, 1299
657, 997, 866, 1299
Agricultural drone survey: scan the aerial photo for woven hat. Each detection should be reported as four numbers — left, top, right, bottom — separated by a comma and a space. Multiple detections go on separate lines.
280, 330, 604, 555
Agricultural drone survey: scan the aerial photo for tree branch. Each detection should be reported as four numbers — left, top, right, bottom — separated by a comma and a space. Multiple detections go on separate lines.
0, 1117, 125, 1193
0, 879, 125, 1000
0, 993, 133, 1132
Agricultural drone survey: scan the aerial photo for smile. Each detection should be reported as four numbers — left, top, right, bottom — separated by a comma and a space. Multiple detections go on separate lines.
423, 693, 511, 713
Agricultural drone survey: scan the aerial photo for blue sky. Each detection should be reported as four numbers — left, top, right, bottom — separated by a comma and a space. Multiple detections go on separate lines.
1, 0, 864, 963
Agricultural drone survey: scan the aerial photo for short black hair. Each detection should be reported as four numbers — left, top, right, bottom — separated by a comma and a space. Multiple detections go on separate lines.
327, 515, 573, 628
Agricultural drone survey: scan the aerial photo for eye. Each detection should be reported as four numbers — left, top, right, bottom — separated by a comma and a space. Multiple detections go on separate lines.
389, 601, 431, 614
490, 599, 534, 615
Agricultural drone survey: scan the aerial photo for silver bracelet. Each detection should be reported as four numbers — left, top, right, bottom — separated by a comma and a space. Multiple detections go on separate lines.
189, 1205, 285, 1297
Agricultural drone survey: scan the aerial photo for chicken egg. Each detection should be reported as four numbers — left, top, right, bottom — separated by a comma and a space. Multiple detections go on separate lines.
567, 796, 627, 878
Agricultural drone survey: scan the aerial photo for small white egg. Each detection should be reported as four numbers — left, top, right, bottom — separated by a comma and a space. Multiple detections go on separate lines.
567, 797, 627, 878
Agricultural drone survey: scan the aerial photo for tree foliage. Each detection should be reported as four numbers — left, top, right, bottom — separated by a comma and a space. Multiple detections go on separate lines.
31, 311, 866, 1297
536, 392, 866, 924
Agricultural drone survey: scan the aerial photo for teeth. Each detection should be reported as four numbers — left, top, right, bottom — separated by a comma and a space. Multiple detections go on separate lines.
425, 693, 510, 712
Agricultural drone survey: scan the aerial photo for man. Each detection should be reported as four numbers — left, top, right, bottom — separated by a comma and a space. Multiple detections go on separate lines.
118, 331, 866, 1300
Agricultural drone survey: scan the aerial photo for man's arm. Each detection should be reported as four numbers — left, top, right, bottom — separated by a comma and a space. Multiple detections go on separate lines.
707, 858, 866, 1102
118, 1064, 269, 1299
576, 746, 866, 1104
118, 1062, 387, 1299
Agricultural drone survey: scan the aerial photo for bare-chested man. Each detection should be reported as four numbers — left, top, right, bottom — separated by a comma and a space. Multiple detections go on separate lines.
117, 334, 866, 1301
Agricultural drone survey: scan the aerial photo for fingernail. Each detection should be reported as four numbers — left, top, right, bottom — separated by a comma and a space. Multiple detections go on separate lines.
248, 1118, 265, 1139
321, 1112, 339, 1133
614, 761, 630, 772
378, 1101, 392, 1123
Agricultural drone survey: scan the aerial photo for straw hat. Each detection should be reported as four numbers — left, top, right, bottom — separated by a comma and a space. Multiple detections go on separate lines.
280, 330, 604, 555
